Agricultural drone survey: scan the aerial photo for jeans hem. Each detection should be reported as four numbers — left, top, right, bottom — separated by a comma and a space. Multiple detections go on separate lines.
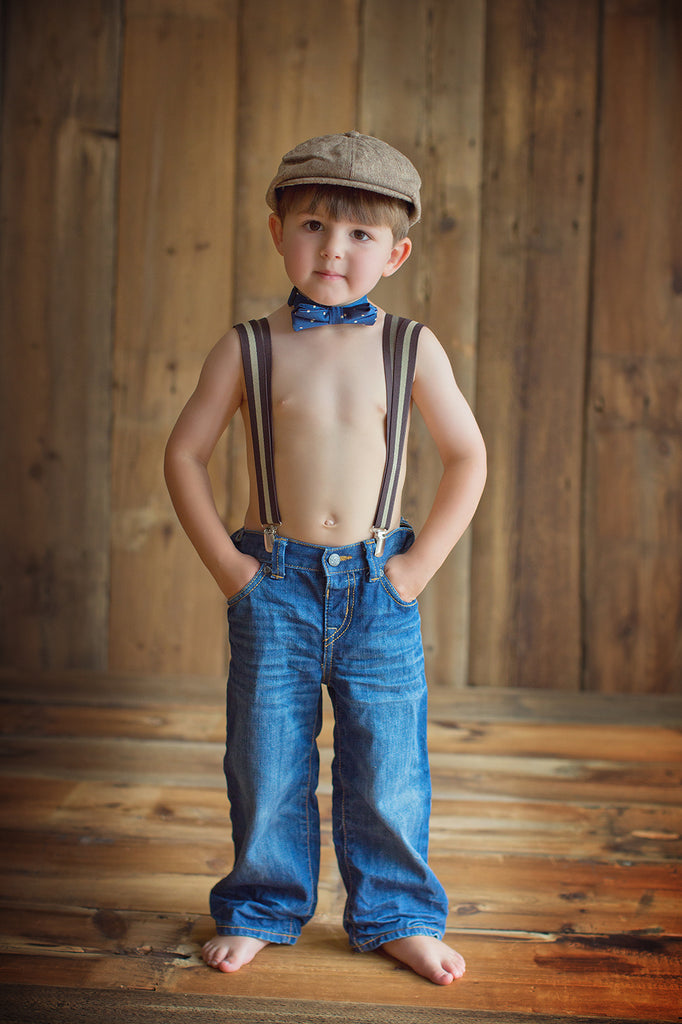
215, 924, 300, 945
350, 926, 445, 953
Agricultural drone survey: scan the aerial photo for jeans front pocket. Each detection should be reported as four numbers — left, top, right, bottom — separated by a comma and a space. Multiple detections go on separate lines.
227, 564, 267, 608
379, 570, 419, 608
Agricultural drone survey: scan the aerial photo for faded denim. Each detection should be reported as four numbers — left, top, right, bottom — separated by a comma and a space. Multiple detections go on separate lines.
210, 523, 449, 951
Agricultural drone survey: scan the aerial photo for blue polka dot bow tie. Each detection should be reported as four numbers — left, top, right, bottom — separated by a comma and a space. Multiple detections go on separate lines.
288, 288, 378, 331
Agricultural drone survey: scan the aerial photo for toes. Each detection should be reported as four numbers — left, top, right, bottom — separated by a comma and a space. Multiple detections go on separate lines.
381, 937, 466, 986
217, 957, 241, 973
202, 936, 268, 973
431, 955, 465, 985
202, 940, 228, 968
445, 954, 466, 980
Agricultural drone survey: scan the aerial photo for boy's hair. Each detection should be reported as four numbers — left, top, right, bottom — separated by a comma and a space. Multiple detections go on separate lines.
275, 183, 411, 243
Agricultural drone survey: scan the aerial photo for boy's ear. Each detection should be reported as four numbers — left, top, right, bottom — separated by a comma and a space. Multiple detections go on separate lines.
382, 237, 412, 278
269, 213, 284, 254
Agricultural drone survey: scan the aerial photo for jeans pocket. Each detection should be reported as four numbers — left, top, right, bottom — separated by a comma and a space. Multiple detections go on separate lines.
227, 564, 267, 608
379, 570, 418, 608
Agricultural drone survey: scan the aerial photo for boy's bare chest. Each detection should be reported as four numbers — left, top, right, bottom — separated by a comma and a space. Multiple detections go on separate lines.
270, 332, 387, 433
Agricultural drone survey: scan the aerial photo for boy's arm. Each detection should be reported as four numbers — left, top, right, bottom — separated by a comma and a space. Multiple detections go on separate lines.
164, 330, 260, 599
383, 326, 487, 602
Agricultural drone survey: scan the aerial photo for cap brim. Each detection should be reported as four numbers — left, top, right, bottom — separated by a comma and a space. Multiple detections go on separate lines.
266, 176, 420, 225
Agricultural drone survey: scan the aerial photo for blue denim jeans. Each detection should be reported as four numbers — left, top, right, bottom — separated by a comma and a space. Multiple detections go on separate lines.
210, 523, 449, 951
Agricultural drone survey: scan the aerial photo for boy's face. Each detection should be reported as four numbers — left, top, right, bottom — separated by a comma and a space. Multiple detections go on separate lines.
269, 199, 411, 307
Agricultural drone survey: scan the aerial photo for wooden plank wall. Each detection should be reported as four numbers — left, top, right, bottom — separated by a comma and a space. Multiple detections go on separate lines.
109, 0, 239, 674
471, 0, 598, 691
0, 0, 121, 669
584, 1, 682, 694
1, 0, 680, 693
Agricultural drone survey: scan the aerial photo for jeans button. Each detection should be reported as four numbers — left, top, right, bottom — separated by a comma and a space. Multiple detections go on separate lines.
327, 553, 341, 567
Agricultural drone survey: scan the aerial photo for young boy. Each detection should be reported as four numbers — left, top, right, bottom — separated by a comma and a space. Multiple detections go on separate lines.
164, 131, 486, 986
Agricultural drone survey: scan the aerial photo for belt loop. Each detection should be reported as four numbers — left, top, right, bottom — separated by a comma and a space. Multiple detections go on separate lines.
363, 539, 381, 582
271, 535, 287, 579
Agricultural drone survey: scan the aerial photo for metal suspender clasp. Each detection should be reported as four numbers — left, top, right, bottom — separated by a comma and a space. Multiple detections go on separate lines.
371, 526, 388, 557
263, 524, 279, 553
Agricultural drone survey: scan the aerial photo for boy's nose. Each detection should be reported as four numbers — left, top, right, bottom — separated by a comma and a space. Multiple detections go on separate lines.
320, 231, 344, 259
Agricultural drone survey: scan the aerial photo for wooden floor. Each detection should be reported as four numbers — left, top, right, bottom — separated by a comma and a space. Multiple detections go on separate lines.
0, 671, 681, 1023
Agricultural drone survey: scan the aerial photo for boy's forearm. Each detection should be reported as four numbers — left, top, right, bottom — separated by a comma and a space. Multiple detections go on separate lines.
418, 455, 485, 570
390, 450, 487, 597
164, 446, 252, 596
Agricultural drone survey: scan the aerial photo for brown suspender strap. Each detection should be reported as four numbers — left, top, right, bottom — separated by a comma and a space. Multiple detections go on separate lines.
235, 318, 281, 551
235, 314, 422, 556
371, 315, 422, 554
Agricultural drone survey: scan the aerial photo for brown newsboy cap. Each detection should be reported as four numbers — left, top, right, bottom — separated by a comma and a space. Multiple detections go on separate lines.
266, 130, 421, 226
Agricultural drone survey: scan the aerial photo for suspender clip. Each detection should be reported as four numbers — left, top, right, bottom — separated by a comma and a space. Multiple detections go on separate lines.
371, 526, 388, 557
263, 524, 279, 553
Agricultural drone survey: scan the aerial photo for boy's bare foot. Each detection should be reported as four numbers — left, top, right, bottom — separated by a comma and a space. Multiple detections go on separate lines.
381, 935, 466, 985
201, 934, 269, 973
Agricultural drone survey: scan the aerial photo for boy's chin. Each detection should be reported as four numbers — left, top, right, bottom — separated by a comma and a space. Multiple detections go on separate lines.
295, 280, 375, 306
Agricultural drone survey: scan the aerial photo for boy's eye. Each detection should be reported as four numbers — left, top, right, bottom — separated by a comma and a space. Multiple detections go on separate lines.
303, 220, 324, 232
351, 229, 370, 241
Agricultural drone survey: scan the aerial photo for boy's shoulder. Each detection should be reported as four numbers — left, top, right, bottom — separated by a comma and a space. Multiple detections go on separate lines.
381, 312, 442, 357
382, 310, 425, 328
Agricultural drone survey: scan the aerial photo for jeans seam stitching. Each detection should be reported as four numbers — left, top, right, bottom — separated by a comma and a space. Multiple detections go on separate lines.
353, 927, 443, 950
302, 697, 319, 918
335, 712, 356, 939
217, 925, 298, 941
324, 573, 356, 648
379, 574, 418, 607
227, 565, 266, 607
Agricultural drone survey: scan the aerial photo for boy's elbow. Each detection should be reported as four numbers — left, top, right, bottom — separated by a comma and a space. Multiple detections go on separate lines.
164, 434, 186, 490
164, 434, 176, 473
163, 440, 176, 493
478, 435, 488, 483
164, 435, 206, 487
447, 434, 487, 492
467, 423, 487, 479
474, 436, 487, 495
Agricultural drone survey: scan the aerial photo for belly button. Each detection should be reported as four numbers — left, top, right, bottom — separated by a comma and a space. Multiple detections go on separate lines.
323, 517, 337, 528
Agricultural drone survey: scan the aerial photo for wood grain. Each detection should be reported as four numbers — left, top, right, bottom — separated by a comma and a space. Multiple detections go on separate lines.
0, 0, 120, 670
1, 1, 681, 693
109, 0, 238, 674
584, 0, 682, 693
1, 671, 681, 1020
425, 0, 486, 689
471, 0, 598, 689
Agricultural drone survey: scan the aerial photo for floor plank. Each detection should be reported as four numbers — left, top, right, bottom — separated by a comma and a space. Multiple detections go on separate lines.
1, 931, 681, 1022
4, 699, 682, 762
2, 776, 680, 860
6, 985, 676, 1024
1, 848, 679, 936
0, 673, 681, 1021
3, 735, 680, 809
2, 669, 682, 724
